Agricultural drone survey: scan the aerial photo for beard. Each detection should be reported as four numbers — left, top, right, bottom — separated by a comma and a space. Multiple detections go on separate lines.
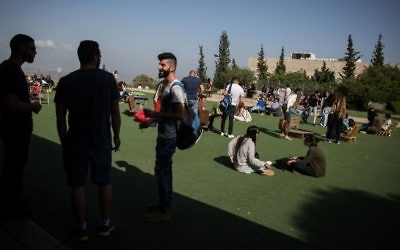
158, 69, 170, 79
23, 53, 35, 63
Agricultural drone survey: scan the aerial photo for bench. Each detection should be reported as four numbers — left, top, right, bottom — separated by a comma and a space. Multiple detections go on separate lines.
288, 129, 312, 138
376, 123, 397, 137
340, 124, 361, 143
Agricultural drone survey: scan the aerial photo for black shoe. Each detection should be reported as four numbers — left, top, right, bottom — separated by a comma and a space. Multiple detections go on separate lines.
97, 221, 115, 237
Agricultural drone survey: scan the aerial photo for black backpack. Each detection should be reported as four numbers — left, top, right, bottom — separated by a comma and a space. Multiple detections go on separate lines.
171, 82, 202, 150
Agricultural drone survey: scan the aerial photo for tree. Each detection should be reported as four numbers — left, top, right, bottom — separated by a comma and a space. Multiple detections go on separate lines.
257, 44, 268, 85
213, 31, 231, 89
275, 46, 286, 75
313, 61, 335, 83
230, 67, 255, 86
197, 45, 207, 83
371, 33, 384, 67
132, 74, 157, 88
231, 58, 238, 70
341, 34, 361, 79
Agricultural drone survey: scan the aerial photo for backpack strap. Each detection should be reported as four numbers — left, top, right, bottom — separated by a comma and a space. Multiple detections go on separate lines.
226, 82, 233, 95
169, 81, 188, 134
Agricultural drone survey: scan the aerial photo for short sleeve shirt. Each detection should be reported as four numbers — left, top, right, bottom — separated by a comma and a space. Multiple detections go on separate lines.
157, 79, 185, 139
54, 68, 119, 149
225, 83, 244, 106
0, 60, 32, 130
181, 76, 201, 101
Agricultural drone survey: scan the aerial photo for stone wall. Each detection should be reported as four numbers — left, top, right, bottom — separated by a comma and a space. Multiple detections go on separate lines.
248, 57, 369, 79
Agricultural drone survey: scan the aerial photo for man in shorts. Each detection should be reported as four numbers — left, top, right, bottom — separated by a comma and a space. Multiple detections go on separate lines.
55, 40, 121, 241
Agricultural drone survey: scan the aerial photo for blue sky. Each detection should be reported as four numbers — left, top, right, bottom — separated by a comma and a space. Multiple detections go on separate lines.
1, 0, 399, 81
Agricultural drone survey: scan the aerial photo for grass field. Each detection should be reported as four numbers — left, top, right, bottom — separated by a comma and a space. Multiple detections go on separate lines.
18, 93, 400, 249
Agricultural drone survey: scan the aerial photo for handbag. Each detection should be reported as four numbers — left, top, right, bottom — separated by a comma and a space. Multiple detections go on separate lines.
219, 83, 233, 114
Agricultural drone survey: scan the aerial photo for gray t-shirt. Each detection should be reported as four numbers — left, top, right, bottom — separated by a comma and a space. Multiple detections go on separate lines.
158, 79, 186, 139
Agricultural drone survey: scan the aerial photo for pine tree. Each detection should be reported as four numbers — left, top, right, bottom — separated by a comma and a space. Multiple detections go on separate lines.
197, 45, 207, 83
314, 61, 335, 83
341, 34, 361, 79
213, 31, 231, 88
257, 44, 268, 84
275, 46, 286, 74
231, 58, 238, 69
371, 33, 384, 67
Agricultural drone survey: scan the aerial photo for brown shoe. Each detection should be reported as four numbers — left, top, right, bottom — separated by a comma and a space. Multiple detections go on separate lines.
143, 208, 172, 223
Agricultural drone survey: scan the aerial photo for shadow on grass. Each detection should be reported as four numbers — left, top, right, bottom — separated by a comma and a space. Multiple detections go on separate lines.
16, 134, 306, 250
258, 127, 282, 138
294, 187, 400, 249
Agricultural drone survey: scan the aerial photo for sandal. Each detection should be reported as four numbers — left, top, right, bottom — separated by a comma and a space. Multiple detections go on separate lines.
260, 169, 275, 176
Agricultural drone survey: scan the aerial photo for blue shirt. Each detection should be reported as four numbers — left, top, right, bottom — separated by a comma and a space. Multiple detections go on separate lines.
181, 76, 201, 101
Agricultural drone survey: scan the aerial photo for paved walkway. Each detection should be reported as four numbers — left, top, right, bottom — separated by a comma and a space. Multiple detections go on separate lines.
0, 219, 68, 250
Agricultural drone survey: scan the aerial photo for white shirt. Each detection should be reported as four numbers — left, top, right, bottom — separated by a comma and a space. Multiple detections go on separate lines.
225, 83, 244, 106
228, 137, 266, 174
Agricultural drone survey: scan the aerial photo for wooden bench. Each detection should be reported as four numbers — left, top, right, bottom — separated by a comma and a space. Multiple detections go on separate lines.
340, 124, 361, 143
376, 123, 397, 137
288, 129, 312, 138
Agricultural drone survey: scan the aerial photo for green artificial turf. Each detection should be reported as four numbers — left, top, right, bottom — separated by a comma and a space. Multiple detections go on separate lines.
18, 93, 400, 249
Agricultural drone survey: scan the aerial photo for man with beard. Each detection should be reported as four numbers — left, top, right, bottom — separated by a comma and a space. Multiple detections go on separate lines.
143, 52, 185, 222
0, 34, 42, 219
55, 40, 121, 240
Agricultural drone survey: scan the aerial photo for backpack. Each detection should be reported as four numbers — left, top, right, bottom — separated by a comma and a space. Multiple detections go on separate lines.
171, 82, 202, 150
219, 83, 233, 114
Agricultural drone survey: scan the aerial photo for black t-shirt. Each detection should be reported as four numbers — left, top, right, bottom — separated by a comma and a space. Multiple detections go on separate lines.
0, 60, 32, 130
54, 68, 119, 149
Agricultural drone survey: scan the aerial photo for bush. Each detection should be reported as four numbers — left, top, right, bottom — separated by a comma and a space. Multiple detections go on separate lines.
388, 101, 400, 114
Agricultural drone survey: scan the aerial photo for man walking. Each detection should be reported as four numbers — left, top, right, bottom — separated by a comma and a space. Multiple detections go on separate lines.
181, 70, 201, 114
220, 76, 244, 138
55, 40, 121, 240
143, 52, 185, 222
0, 34, 42, 219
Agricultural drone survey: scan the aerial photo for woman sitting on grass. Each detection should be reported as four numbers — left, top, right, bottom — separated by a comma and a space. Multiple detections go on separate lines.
228, 126, 274, 176
234, 101, 252, 122
285, 134, 326, 177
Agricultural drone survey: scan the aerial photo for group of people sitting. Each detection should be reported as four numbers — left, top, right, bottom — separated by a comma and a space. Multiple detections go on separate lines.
228, 125, 326, 178
362, 107, 392, 134
27, 74, 54, 98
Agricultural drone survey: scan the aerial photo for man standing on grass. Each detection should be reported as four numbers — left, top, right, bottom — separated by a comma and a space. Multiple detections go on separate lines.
0, 34, 42, 219
220, 76, 244, 138
55, 40, 121, 241
143, 52, 185, 222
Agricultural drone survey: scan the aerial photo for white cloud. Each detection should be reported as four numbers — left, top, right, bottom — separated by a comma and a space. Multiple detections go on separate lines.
35, 39, 56, 49
34, 40, 74, 51
61, 42, 74, 51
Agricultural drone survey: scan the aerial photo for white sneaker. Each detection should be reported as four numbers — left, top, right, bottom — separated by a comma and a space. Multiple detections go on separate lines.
220, 132, 225, 136
228, 134, 235, 138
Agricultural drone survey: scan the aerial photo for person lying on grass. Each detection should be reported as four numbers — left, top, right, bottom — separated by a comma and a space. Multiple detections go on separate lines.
285, 134, 326, 177
228, 125, 274, 176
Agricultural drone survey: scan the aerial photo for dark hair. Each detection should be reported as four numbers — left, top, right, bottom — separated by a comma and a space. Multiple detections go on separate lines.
77, 40, 100, 64
304, 134, 318, 147
10, 34, 34, 53
234, 126, 259, 160
231, 76, 240, 83
158, 52, 177, 67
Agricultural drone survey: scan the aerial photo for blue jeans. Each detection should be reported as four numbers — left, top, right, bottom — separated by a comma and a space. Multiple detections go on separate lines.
294, 162, 316, 176
155, 137, 176, 212
188, 100, 198, 115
